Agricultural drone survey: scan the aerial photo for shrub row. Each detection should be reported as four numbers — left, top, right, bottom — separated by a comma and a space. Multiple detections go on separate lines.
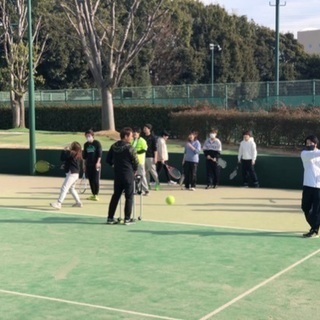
170, 106, 320, 145
1, 104, 320, 146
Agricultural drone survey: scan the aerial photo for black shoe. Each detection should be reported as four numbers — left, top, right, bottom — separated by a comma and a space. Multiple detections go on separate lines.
106, 218, 118, 225
302, 229, 319, 238
205, 185, 210, 189
124, 219, 135, 225
212, 185, 217, 189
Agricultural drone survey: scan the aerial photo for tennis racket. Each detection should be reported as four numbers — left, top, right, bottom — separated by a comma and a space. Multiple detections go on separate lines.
208, 156, 227, 169
34, 160, 56, 173
165, 164, 182, 180
78, 173, 88, 194
229, 165, 239, 180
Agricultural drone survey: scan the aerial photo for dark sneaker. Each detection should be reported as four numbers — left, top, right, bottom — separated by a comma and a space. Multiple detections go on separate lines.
205, 185, 210, 189
106, 218, 118, 225
143, 191, 149, 196
302, 229, 319, 238
124, 219, 135, 225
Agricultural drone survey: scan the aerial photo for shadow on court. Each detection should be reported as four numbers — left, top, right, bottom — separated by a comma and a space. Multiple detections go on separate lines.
128, 229, 303, 238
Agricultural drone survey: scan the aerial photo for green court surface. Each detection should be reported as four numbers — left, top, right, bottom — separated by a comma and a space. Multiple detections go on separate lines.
1, 209, 320, 320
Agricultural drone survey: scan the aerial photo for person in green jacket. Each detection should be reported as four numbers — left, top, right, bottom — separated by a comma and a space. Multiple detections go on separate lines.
132, 127, 149, 196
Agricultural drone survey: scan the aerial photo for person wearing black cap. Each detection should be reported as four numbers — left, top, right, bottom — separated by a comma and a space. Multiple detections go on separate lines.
143, 124, 160, 190
301, 135, 320, 238
156, 130, 177, 185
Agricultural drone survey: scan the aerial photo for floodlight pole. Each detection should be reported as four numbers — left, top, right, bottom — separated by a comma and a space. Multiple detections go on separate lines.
27, 0, 36, 175
270, 0, 286, 104
209, 43, 221, 97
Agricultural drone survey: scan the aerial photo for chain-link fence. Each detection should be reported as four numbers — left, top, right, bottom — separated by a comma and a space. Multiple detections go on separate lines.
1, 80, 319, 110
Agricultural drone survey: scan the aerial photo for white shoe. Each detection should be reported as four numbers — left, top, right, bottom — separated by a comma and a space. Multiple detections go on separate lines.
72, 202, 83, 207
50, 202, 61, 210
168, 180, 177, 185
150, 182, 156, 186
189, 188, 196, 191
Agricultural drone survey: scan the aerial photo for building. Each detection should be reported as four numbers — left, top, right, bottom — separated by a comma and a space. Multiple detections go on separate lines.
297, 29, 320, 55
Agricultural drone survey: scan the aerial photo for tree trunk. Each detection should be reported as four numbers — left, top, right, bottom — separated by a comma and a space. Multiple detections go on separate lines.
10, 90, 20, 128
17, 94, 26, 129
101, 86, 115, 131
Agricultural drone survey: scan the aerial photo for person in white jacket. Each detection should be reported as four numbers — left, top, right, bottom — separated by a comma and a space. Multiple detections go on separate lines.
301, 135, 320, 238
156, 130, 177, 185
238, 130, 259, 187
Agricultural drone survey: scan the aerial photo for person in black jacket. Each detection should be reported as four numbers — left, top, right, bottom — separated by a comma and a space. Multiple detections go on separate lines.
106, 127, 139, 225
50, 142, 83, 210
83, 129, 102, 201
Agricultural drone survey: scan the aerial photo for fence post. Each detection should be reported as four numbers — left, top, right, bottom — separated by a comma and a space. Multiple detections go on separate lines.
266, 82, 270, 108
313, 79, 316, 106
65, 90, 68, 102
152, 86, 155, 105
187, 84, 190, 105
224, 83, 228, 110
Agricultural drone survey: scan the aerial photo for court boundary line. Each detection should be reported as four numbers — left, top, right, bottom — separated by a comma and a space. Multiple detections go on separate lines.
0, 289, 182, 320
199, 248, 320, 320
1, 206, 292, 233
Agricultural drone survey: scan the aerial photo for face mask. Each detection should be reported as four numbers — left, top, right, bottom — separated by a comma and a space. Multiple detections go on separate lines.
86, 136, 93, 143
210, 133, 216, 139
306, 145, 316, 151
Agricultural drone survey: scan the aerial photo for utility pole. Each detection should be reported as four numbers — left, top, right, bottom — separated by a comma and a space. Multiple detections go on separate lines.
269, 0, 286, 104
27, 0, 36, 175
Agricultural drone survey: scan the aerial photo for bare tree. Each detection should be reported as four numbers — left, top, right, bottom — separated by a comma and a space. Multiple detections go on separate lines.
0, 0, 47, 128
60, 0, 169, 130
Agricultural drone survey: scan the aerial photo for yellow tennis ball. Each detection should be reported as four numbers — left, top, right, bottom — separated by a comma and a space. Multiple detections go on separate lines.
166, 195, 175, 205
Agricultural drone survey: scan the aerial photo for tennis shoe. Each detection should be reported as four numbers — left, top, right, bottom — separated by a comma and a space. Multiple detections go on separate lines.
143, 191, 149, 196
303, 229, 319, 238
124, 219, 135, 225
106, 218, 118, 225
50, 202, 61, 210
168, 180, 177, 185
189, 188, 196, 191
72, 202, 83, 208
155, 184, 160, 191
87, 195, 95, 200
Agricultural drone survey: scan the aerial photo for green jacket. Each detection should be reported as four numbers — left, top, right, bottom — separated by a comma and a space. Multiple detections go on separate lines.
131, 137, 147, 165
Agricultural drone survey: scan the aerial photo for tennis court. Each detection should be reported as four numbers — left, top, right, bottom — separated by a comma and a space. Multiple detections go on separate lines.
0, 174, 319, 320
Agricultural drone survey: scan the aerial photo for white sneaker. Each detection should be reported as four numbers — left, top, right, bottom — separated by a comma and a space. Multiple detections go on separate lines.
72, 203, 83, 207
189, 188, 196, 191
50, 202, 61, 210
168, 180, 177, 185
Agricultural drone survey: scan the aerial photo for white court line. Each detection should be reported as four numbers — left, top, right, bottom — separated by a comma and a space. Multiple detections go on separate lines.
0, 289, 182, 320
1, 206, 289, 233
199, 248, 320, 320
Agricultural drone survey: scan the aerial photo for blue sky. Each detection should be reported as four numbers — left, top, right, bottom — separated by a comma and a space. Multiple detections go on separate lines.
201, 0, 320, 37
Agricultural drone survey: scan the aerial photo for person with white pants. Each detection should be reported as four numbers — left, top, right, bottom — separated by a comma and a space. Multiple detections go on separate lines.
50, 142, 83, 210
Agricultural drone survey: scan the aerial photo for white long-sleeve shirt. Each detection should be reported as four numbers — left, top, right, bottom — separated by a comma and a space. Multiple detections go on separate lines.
157, 137, 168, 162
238, 137, 257, 162
301, 149, 320, 188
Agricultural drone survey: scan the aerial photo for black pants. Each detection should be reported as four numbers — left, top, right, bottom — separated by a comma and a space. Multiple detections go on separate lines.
301, 186, 320, 232
156, 161, 170, 182
241, 159, 259, 187
205, 159, 220, 187
86, 165, 100, 195
108, 177, 134, 220
184, 161, 198, 188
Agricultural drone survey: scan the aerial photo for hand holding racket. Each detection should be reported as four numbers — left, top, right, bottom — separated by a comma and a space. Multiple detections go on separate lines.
165, 164, 182, 180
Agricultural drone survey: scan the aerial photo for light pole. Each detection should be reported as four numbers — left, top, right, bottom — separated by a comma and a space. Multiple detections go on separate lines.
209, 43, 221, 97
27, 0, 36, 175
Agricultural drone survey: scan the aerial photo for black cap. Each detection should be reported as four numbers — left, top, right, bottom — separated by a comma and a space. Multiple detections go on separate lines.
162, 130, 170, 137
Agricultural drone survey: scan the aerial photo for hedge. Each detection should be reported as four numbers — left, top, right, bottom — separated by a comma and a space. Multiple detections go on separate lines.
1, 104, 320, 146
